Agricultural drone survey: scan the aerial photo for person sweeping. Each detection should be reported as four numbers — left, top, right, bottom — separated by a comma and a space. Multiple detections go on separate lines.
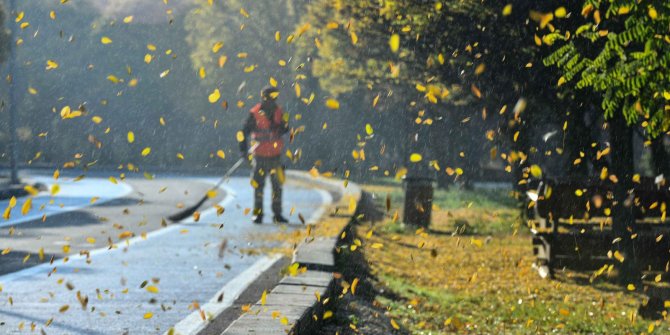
239, 86, 289, 224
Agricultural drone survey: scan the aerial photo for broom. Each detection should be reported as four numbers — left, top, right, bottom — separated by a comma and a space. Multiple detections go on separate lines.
168, 144, 257, 222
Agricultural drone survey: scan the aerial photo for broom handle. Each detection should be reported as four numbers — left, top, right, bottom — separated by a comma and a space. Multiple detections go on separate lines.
210, 143, 259, 190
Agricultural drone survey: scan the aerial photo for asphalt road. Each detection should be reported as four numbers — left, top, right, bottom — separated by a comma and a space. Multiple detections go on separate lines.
0, 173, 329, 334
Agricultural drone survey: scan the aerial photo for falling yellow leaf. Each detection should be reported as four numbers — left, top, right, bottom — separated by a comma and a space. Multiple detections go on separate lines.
410, 153, 422, 163
365, 124, 373, 135
391, 319, 400, 330
144, 54, 152, 64
46, 60, 59, 70
555, 7, 567, 18
502, 4, 512, 16
28, 87, 38, 95
199, 67, 206, 79
240, 8, 249, 18
145, 286, 159, 294
86, 237, 96, 244
216, 150, 226, 159
212, 41, 224, 53
141, 147, 151, 157
261, 290, 267, 305
143, 312, 153, 319
351, 278, 359, 295
389, 34, 399, 52
127, 131, 135, 143
209, 89, 221, 103
323, 310, 333, 319
20, 198, 32, 215
530, 165, 542, 178
325, 98, 340, 110
100, 36, 112, 44
51, 184, 60, 196
123, 16, 134, 23
350, 31, 358, 45
91, 116, 102, 124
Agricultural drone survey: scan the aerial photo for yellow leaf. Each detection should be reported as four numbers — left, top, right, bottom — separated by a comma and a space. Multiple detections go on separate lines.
143, 312, 153, 319
649, 7, 658, 20
627, 283, 635, 291
236, 131, 245, 142
323, 310, 333, 319
209, 89, 221, 103
216, 150, 225, 159
46, 60, 59, 70
177, 153, 184, 160
49, 11, 56, 20
145, 286, 159, 294
351, 278, 359, 295
127, 131, 135, 143
123, 16, 134, 23
372, 94, 380, 107
21, 198, 32, 215
530, 164, 542, 178
502, 4, 512, 16
239, 8, 249, 18
24, 185, 39, 196
199, 67, 206, 79
141, 147, 151, 157
51, 184, 60, 196
147, 44, 157, 51
261, 290, 267, 305
86, 237, 96, 244
59, 305, 69, 313
280, 316, 289, 325
325, 98, 340, 110
365, 124, 373, 135
389, 34, 399, 52
269, 77, 277, 87
28, 87, 38, 95
350, 31, 358, 45
107, 75, 119, 83
663, 91, 670, 100
91, 116, 102, 124
390, 319, 400, 330
409, 153, 422, 163
144, 54, 152, 64
295, 83, 301, 97
212, 41, 224, 53
100, 36, 112, 44
62, 244, 70, 253
326, 22, 338, 29
554, 7, 567, 18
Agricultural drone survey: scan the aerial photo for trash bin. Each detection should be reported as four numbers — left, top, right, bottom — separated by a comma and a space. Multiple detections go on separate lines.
403, 176, 435, 227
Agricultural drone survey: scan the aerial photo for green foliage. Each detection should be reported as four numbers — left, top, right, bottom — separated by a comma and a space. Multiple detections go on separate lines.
544, 1, 670, 137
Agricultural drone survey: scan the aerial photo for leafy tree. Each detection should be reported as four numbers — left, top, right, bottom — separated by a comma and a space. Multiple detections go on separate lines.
544, 0, 670, 282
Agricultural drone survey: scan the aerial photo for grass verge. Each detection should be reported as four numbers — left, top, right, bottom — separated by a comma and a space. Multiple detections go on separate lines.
348, 183, 666, 334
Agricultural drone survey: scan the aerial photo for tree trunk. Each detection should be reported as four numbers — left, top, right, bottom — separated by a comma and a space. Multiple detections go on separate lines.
609, 113, 639, 284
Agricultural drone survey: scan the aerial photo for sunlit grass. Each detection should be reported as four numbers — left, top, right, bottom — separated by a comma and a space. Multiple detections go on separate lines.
359, 183, 662, 334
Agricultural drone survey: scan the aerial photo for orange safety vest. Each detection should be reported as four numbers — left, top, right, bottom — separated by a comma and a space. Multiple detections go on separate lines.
250, 103, 284, 157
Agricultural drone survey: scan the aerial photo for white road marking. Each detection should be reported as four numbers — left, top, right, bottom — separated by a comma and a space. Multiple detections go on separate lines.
166, 254, 282, 335
0, 176, 133, 228
307, 189, 333, 224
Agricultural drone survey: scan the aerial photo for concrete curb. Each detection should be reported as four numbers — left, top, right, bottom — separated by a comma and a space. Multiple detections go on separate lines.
220, 170, 361, 335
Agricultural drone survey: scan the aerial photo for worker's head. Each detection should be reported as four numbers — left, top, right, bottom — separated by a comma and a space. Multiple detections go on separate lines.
261, 86, 279, 102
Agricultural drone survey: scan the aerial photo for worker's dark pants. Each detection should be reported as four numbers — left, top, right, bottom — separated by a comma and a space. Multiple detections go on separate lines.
251, 156, 284, 217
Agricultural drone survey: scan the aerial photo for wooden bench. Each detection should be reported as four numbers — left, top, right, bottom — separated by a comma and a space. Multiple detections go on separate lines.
526, 177, 670, 278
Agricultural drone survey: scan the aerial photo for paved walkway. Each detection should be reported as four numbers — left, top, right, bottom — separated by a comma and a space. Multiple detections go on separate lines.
0, 176, 329, 334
